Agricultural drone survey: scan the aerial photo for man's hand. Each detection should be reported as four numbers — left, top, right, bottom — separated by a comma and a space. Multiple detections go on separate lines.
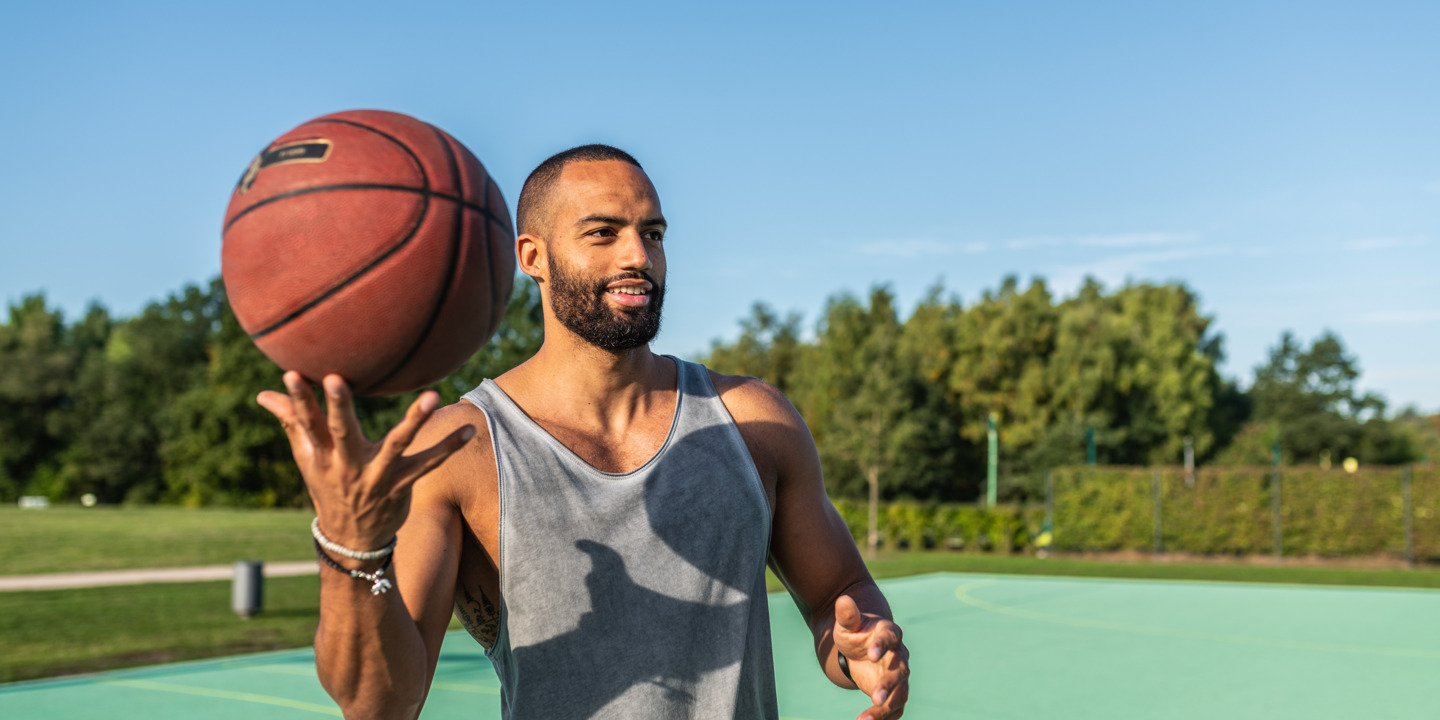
834, 594, 910, 720
257, 371, 474, 551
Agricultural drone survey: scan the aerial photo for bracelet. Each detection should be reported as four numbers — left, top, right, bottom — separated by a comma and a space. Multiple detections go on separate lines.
314, 538, 394, 595
311, 518, 396, 560
837, 649, 854, 684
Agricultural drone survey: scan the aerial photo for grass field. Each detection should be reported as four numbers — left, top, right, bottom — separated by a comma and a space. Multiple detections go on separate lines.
0, 506, 314, 575
5, 506, 1440, 684
0, 576, 322, 683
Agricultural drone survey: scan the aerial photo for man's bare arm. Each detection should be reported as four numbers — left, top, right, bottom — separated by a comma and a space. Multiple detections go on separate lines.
258, 374, 479, 720
715, 375, 910, 720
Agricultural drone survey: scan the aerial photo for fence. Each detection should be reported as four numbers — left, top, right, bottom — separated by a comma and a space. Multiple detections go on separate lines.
832, 465, 1440, 563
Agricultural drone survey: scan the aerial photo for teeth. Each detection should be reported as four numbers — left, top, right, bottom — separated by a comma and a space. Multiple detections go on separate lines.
610, 287, 647, 295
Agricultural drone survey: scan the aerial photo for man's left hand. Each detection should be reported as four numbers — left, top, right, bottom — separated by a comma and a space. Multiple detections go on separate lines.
833, 594, 910, 720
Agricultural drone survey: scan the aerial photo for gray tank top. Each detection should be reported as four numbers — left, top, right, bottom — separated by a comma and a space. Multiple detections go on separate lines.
462, 358, 779, 720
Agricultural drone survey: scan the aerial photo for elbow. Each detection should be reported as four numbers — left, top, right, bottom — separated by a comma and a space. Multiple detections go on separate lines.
331, 688, 425, 720
318, 667, 426, 720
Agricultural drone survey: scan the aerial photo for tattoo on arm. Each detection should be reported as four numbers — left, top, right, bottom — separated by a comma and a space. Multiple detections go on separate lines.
455, 584, 499, 648
454, 521, 500, 648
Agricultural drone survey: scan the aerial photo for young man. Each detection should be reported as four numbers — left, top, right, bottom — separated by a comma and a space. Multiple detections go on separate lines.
258, 145, 911, 720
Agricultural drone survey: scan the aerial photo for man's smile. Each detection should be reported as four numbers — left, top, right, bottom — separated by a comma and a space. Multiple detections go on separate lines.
605, 280, 652, 307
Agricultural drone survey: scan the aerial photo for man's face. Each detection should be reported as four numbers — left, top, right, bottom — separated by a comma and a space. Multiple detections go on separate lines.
542, 160, 667, 351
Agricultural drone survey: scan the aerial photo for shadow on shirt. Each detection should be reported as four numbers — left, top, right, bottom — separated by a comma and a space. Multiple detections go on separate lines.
504, 420, 778, 719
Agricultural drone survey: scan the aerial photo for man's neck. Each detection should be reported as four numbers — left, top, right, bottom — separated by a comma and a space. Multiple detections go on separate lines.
500, 327, 675, 433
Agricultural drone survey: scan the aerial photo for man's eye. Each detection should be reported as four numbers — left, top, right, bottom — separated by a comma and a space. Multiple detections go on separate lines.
644, 231, 665, 242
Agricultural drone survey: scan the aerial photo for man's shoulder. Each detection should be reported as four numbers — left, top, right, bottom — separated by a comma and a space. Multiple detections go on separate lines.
423, 396, 492, 436
705, 369, 805, 430
410, 396, 497, 496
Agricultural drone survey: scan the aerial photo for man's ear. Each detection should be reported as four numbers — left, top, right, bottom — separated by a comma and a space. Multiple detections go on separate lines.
516, 233, 546, 283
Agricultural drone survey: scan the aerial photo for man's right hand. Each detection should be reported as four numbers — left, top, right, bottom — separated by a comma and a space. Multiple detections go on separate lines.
257, 371, 475, 552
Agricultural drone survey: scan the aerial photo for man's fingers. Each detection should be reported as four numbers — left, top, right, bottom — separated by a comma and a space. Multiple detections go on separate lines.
835, 594, 864, 634
283, 371, 329, 451
390, 424, 476, 493
256, 390, 294, 424
375, 391, 443, 466
256, 390, 307, 449
866, 620, 902, 661
860, 679, 908, 720
858, 651, 910, 720
322, 375, 366, 454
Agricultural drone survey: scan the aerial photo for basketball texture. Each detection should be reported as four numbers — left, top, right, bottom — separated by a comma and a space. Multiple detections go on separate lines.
222, 110, 515, 395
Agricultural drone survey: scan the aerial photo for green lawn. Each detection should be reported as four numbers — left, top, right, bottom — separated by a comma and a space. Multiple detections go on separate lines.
0, 506, 315, 575
0, 575, 322, 683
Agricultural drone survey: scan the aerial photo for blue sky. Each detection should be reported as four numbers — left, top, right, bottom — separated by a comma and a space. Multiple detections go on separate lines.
2, 1, 1437, 410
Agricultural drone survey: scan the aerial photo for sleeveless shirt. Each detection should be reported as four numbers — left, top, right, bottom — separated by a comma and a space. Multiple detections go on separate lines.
462, 358, 779, 720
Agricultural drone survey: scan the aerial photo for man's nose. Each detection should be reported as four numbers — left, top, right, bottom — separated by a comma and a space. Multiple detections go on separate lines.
617, 230, 653, 271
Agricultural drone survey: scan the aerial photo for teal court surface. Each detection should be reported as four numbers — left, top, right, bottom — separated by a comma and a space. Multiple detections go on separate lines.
3, 572, 1437, 719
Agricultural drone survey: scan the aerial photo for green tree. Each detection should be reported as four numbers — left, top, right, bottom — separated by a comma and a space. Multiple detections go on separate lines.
792, 287, 954, 554
946, 276, 1057, 487
160, 275, 545, 506
158, 279, 300, 506
703, 303, 805, 394
1046, 280, 1220, 467
0, 295, 77, 501
1236, 330, 1411, 465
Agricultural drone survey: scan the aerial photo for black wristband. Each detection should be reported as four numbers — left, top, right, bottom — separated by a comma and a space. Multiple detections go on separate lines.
314, 538, 395, 595
837, 648, 854, 684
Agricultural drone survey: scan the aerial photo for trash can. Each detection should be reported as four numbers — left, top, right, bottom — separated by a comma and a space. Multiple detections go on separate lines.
232, 560, 264, 619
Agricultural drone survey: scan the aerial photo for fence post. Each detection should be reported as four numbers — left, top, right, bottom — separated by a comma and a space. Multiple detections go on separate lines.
1045, 469, 1054, 526
986, 413, 999, 508
1403, 465, 1415, 567
1153, 468, 1163, 554
1271, 465, 1283, 561
1184, 436, 1195, 487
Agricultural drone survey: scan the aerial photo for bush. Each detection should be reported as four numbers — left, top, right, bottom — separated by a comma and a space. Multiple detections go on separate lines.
829, 498, 1044, 553
826, 465, 1438, 559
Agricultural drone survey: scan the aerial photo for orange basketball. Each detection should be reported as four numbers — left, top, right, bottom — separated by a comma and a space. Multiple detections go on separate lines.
222, 110, 514, 395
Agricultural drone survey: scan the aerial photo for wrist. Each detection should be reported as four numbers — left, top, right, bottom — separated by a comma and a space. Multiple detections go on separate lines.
312, 518, 397, 560
837, 648, 857, 688
314, 537, 395, 596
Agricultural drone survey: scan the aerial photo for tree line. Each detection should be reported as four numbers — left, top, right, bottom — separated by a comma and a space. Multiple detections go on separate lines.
0, 274, 1433, 506
0, 278, 541, 506
702, 277, 1436, 504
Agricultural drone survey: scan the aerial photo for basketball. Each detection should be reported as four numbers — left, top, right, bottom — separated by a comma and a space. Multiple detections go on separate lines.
221, 109, 515, 395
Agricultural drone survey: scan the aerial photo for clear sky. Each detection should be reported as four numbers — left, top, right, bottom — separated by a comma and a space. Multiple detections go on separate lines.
2, 1, 1437, 410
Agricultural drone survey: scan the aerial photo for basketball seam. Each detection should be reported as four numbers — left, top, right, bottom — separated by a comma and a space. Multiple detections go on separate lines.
246, 117, 432, 341
361, 125, 469, 393
224, 184, 507, 234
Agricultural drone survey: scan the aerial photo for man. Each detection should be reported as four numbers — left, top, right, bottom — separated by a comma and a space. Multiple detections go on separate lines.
258, 145, 911, 720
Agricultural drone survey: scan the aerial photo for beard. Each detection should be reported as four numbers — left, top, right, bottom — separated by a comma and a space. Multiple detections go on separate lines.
547, 255, 665, 351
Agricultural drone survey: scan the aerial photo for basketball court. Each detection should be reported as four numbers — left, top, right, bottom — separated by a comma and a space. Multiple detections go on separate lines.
3, 573, 1436, 719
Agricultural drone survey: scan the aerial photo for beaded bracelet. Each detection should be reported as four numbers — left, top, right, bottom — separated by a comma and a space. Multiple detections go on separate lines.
311, 517, 396, 561
314, 538, 395, 595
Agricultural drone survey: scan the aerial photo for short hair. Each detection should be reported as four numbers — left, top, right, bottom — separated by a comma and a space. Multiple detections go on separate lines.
516, 144, 643, 237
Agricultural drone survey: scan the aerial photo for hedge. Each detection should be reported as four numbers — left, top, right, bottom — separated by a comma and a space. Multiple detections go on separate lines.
830, 498, 1044, 553
831, 465, 1439, 560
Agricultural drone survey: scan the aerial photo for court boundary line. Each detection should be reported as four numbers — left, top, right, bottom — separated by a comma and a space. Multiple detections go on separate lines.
953, 578, 1440, 660
922, 569, 1440, 594
104, 678, 342, 716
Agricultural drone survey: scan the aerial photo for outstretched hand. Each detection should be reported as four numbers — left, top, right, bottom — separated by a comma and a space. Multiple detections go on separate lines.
833, 594, 910, 720
257, 371, 474, 552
